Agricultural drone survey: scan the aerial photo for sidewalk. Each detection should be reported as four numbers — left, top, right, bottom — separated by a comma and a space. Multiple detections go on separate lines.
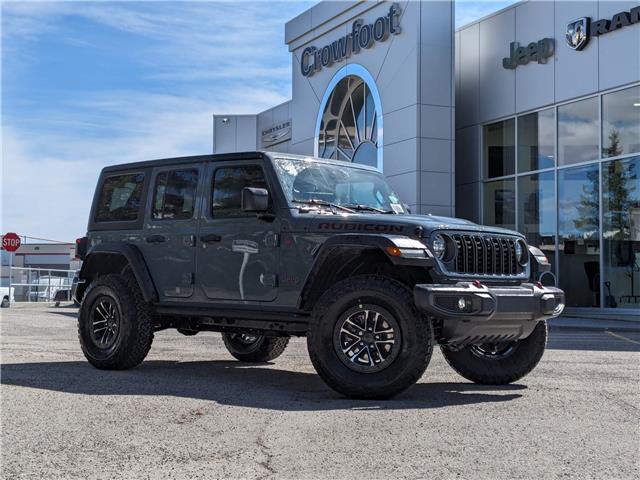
550, 315, 640, 332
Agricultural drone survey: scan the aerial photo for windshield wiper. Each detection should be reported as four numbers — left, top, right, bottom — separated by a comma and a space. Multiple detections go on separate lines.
291, 199, 355, 213
342, 204, 396, 214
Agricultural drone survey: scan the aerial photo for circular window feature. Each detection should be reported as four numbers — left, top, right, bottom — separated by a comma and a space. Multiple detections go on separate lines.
317, 74, 381, 169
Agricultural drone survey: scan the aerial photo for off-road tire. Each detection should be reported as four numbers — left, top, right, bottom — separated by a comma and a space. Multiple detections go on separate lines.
307, 275, 433, 399
441, 321, 548, 385
78, 273, 154, 370
1, 296, 9, 308
222, 334, 289, 362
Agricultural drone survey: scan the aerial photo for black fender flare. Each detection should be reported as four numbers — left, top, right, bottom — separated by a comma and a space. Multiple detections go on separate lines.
312, 233, 435, 265
299, 234, 434, 308
77, 242, 158, 303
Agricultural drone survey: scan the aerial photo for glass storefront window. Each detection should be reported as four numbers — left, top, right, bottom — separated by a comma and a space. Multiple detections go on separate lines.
317, 74, 380, 168
602, 156, 640, 309
558, 164, 600, 307
558, 96, 599, 166
483, 179, 515, 230
518, 172, 556, 271
602, 86, 640, 158
518, 109, 555, 172
481, 87, 640, 310
483, 119, 515, 178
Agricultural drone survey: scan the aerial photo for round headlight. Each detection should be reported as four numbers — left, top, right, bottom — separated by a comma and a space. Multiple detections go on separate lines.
515, 240, 528, 265
432, 234, 446, 259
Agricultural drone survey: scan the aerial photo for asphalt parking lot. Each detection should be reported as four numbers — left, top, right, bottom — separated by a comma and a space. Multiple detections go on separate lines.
1, 306, 639, 480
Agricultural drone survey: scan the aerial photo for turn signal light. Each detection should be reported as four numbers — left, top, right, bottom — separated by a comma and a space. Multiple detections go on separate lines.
386, 246, 402, 257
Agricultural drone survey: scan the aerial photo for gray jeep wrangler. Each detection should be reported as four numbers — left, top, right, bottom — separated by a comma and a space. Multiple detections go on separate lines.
75, 152, 564, 399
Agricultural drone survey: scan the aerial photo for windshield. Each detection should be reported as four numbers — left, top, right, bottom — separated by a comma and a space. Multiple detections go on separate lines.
274, 158, 405, 214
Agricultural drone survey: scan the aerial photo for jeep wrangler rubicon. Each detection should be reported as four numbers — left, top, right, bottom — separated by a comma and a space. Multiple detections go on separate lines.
75, 152, 564, 399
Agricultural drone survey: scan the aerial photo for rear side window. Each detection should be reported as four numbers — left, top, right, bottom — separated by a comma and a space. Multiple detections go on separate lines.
152, 169, 199, 220
95, 173, 145, 222
212, 165, 267, 217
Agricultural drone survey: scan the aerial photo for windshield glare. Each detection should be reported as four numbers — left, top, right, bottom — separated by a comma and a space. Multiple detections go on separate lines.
274, 158, 405, 213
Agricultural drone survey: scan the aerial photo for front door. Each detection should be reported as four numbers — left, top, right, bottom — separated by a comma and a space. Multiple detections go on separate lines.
140, 163, 203, 300
196, 161, 279, 302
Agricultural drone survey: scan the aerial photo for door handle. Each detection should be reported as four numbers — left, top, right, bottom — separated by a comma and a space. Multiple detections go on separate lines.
200, 233, 221, 243
145, 234, 167, 244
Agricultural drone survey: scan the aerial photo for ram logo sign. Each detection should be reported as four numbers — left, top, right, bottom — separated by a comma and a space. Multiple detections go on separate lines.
566, 17, 590, 50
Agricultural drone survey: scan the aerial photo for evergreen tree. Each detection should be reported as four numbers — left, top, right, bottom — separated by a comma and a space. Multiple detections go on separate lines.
603, 129, 623, 158
573, 167, 599, 236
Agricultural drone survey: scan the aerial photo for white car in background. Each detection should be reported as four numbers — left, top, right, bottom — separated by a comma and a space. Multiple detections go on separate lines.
1, 287, 15, 308
28, 276, 71, 303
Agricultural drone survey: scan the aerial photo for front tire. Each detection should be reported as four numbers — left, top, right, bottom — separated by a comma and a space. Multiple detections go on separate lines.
78, 273, 154, 370
222, 333, 289, 363
441, 321, 548, 385
307, 275, 433, 399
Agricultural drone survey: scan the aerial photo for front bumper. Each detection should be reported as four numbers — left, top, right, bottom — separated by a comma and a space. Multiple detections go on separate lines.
414, 282, 565, 344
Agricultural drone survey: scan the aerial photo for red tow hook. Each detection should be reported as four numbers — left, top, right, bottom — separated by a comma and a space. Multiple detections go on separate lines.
472, 280, 482, 288
535, 281, 543, 289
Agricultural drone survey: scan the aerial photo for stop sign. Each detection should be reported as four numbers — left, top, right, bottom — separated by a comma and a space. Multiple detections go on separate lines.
2, 232, 21, 252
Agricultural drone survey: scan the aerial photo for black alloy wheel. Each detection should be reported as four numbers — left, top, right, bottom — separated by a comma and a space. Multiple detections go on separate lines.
441, 321, 548, 385
78, 273, 154, 370
468, 342, 517, 360
222, 333, 289, 363
89, 296, 121, 351
307, 275, 434, 399
333, 305, 401, 374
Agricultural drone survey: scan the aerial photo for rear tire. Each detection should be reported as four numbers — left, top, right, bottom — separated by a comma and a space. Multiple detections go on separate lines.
307, 275, 433, 399
222, 333, 289, 363
441, 321, 548, 385
1, 296, 9, 308
78, 273, 154, 370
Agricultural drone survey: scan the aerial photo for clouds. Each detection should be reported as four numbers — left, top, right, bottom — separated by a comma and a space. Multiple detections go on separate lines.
1, 0, 515, 240
1, 1, 312, 240
455, 0, 516, 28
1, 85, 290, 240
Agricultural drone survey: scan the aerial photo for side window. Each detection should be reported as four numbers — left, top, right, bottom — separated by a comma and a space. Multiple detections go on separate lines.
212, 165, 268, 217
95, 173, 145, 222
152, 169, 199, 220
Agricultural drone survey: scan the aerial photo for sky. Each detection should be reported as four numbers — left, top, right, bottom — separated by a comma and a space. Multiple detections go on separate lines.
1, 0, 516, 242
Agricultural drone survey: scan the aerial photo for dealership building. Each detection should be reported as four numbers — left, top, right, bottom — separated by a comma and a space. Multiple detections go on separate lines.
213, 0, 640, 316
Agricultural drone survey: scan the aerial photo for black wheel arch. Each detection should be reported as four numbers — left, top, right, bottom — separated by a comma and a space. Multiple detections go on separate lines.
76, 242, 158, 304
298, 234, 434, 312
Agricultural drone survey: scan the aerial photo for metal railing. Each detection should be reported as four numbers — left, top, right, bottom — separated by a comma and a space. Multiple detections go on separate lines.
6, 267, 77, 304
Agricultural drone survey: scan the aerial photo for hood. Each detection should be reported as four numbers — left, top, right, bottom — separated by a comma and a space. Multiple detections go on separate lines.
306, 212, 523, 238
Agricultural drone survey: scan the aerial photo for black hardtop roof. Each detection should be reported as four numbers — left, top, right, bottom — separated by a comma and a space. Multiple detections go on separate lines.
99, 151, 380, 175
100, 151, 267, 174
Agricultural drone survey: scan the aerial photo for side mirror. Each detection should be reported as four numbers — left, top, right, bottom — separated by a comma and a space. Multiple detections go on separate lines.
241, 187, 269, 212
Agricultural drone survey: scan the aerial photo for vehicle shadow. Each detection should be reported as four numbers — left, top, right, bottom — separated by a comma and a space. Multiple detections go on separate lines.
48, 311, 78, 319
0, 360, 525, 411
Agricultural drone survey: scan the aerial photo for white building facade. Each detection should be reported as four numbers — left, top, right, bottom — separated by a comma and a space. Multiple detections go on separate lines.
213, 0, 640, 316
213, 0, 456, 216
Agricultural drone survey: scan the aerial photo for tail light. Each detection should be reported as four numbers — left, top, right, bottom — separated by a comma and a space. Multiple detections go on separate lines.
75, 237, 88, 260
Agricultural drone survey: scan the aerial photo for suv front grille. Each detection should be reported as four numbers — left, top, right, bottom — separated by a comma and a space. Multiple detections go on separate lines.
451, 234, 522, 276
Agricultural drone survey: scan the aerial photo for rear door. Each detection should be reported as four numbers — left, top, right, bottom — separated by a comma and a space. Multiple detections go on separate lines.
140, 163, 203, 300
196, 161, 280, 302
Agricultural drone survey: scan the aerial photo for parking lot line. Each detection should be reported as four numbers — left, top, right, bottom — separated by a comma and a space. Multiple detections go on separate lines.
604, 330, 640, 345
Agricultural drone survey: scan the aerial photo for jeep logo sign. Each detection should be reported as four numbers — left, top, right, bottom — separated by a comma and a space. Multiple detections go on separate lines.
300, 3, 401, 77
565, 6, 640, 51
502, 38, 554, 69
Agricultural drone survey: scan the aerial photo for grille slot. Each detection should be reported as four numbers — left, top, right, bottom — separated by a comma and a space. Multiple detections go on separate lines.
451, 234, 521, 276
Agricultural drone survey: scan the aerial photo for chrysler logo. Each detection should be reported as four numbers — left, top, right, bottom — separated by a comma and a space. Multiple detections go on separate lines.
566, 17, 590, 50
